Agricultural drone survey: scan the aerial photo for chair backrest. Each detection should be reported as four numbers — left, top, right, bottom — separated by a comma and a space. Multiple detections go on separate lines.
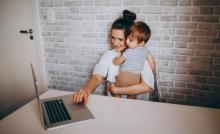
149, 79, 159, 101
148, 55, 160, 102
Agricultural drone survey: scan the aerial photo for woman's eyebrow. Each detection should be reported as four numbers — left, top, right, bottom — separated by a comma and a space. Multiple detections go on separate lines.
116, 37, 124, 40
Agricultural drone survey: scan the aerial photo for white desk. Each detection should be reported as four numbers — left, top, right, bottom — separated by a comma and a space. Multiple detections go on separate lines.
1, 90, 220, 134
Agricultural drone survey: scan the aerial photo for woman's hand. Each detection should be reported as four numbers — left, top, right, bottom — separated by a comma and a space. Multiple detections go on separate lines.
108, 83, 122, 98
108, 83, 120, 95
72, 89, 89, 104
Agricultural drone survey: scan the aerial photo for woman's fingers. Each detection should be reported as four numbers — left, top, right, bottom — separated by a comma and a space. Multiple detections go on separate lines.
72, 91, 78, 103
72, 90, 81, 103
72, 89, 88, 104
76, 90, 83, 103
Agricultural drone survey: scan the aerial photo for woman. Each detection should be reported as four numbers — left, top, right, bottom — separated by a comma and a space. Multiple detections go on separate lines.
72, 10, 156, 103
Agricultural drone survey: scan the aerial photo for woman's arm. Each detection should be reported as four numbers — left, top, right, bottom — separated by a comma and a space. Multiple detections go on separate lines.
72, 50, 114, 103
83, 74, 104, 95
72, 74, 103, 103
109, 77, 153, 95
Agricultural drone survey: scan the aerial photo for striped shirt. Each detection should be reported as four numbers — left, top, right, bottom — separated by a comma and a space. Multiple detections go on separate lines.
120, 46, 149, 74
93, 49, 154, 89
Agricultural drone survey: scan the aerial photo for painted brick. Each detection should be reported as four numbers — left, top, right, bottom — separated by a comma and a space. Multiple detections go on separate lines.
187, 83, 211, 91
174, 7, 199, 14
193, 90, 207, 97
192, 0, 220, 6
185, 95, 209, 103
176, 29, 189, 35
190, 30, 217, 37
146, 0, 159, 5
95, 0, 109, 6
212, 38, 220, 43
169, 62, 194, 68
123, 0, 145, 5
162, 36, 171, 41
158, 61, 169, 66
196, 50, 209, 56
157, 55, 174, 61
160, 0, 177, 6
214, 71, 220, 77
159, 81, 173, 86
190, 57, 213, 63
81, 33, 98, 38
174, 68, 187, 74
172, 23, 197, 29
168, 88, 192, 94
40, 0, 53, 7
54, 0, 63, 7
214, 7, 220, 15
173, 93, 185, 100
194, 76, 207, 83
200, 7, 214, 15
215, 58, 220, 64
198, 23, 212, 30
142, 7, 162, 14
177, 16, 190, 21
174, 81, 186, 87
187, 43, 214, 50
174, 42, 187, 48
162, 7, 174, 14
192, 16, 219, 22
172, 36, 196, 42
174, 55, 187, 61
110, 0, 121, 6
158, 29, 175, 35
64, 0, 82, 7
161, 92, 172, 98
177, 0, 191, 6
158, 67, 174, 73
171, 49, 194, 55
160, 15, 177, 21
158, 41, 174, 48
65, 15, 83, 20
170, 74, 193, 82
188, 69, 212, 76
146, 15, 159, 21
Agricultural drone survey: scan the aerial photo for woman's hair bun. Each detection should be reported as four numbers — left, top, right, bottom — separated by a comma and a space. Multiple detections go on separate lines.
123, 9, 136, 22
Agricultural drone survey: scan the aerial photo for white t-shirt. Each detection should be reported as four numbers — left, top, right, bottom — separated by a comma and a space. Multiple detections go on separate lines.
93, 49, 155, 89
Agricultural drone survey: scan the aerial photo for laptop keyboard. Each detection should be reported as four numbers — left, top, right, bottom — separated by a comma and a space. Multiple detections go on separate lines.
44, 99, 71, 124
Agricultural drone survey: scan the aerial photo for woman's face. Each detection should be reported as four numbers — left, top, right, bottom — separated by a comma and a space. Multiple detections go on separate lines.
111, 29, 126, 52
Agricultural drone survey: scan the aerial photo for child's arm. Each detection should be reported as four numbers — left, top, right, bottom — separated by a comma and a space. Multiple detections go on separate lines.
113, 55, 125, 65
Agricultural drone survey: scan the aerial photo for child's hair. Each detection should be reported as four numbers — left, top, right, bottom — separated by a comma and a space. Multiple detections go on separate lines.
111, 10, 136, 33
126, 21, 151, 44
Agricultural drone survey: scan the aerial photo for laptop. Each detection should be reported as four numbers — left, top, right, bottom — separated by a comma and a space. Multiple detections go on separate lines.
31, 64, 94, 129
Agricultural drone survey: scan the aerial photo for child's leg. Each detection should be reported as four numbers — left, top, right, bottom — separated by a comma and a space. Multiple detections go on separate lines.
115, 71, 140, 99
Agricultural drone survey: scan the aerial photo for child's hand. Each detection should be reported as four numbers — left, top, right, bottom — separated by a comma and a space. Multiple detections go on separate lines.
113, 55, 125, 65
108, 83, 116, 94
113, 57, 121, 65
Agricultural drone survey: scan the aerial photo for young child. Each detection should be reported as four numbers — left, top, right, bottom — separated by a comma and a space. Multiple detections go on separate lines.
111, 21, 151, 99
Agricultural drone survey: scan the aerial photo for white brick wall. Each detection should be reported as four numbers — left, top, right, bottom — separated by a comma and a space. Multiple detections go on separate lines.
38, 0, 220, 108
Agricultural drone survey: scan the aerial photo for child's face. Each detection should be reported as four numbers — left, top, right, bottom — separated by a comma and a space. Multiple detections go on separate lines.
126, 36, 139, 48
